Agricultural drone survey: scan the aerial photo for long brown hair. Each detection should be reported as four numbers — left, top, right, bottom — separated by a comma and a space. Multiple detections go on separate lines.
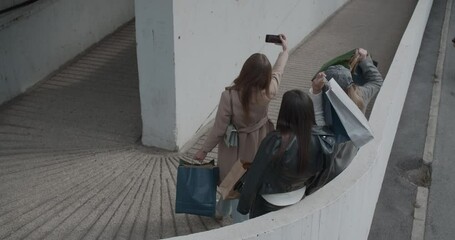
230, 53, 272, 119
276, 90, 315, 173
347, 85, 365, 112
324, 64, 365, 112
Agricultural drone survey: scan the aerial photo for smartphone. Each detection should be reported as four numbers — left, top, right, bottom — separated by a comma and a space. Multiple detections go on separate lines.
265, 34, 281, 44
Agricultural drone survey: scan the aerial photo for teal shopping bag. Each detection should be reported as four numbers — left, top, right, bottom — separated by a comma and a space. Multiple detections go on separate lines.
175, 159, 219, 217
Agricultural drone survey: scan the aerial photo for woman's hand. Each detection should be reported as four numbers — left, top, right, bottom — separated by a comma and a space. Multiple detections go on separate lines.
312, 72, 326, 94
194, 149, 207, 162
357, 48, 368, 61
278, 34, 288, 52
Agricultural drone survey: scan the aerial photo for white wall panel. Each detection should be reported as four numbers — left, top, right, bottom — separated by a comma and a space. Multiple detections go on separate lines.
0, 0, 134, 104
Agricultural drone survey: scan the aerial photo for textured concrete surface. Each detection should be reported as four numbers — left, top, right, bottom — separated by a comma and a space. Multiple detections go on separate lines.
426, 0, 455, 238
0, 0, 417, 239
368, 1, 449, 239
0, 22, 233, 240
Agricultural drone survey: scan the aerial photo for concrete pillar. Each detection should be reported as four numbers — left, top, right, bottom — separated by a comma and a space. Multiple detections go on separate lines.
135, 0, 177, 150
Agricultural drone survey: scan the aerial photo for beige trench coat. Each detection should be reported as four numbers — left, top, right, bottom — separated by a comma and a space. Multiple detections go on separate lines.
202, 51, 289, 181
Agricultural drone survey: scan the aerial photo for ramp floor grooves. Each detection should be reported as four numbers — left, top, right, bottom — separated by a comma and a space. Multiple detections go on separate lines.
0, 21, 232, 240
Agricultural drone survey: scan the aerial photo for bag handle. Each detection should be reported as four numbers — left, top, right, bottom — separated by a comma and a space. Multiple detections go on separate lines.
227, 89, 241, 161
229, 89, 234, 124
180, 158, 215, 167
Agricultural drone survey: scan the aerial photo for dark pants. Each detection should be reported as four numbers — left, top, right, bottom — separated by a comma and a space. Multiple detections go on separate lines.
250, 195, 285, 218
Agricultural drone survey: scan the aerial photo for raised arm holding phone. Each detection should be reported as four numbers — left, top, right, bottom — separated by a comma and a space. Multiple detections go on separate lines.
193, 34, 288, 222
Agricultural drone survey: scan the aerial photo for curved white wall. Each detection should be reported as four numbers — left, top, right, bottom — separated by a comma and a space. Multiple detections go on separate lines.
136, 0, 350, 150
0, 0, 134, 105
166, 0, 433, 239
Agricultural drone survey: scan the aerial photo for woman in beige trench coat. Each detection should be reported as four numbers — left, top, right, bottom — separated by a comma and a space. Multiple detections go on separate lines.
194, 34, 289, 222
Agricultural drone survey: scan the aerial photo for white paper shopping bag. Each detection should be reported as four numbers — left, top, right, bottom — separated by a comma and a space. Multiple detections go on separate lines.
324, 78, 374, 147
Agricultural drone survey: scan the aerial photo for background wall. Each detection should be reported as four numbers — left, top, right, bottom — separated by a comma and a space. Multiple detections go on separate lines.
0, 0, 134, 105
136, 0, 350, 150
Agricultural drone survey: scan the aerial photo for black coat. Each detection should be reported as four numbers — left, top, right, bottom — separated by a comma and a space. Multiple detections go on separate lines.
237, 126, 335, 215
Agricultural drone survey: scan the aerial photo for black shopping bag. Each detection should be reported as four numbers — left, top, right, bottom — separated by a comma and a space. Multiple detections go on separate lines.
175, 159, 219, 217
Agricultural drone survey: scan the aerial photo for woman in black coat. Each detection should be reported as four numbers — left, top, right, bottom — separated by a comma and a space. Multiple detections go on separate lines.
237, 89, 335, 218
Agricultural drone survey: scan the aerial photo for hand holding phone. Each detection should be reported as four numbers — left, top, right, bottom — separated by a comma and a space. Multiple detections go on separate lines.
265, 34, 282, 44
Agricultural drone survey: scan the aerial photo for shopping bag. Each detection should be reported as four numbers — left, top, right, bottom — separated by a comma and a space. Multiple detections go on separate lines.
218, 160, 247, 200
324, 78, 374, 147
322, 93, 350, 144
319, 49, 357, 72
175, 159, 219, 217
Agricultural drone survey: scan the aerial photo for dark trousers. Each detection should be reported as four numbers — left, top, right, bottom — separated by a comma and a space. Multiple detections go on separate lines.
250, 195, 285, 218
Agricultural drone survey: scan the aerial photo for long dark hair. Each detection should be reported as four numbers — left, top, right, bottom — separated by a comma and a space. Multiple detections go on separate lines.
276, 89, 315, 173
230, 53, 272, 120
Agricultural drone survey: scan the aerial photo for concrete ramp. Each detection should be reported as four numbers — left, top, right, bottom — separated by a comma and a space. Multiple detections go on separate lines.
0, 21, 231, 240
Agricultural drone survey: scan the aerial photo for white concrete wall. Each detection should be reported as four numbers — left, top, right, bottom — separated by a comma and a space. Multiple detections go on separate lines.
135, 0, 177, 150
0, 0, 134, 105
167, 0, 433, 239
136, 0, 349, 150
